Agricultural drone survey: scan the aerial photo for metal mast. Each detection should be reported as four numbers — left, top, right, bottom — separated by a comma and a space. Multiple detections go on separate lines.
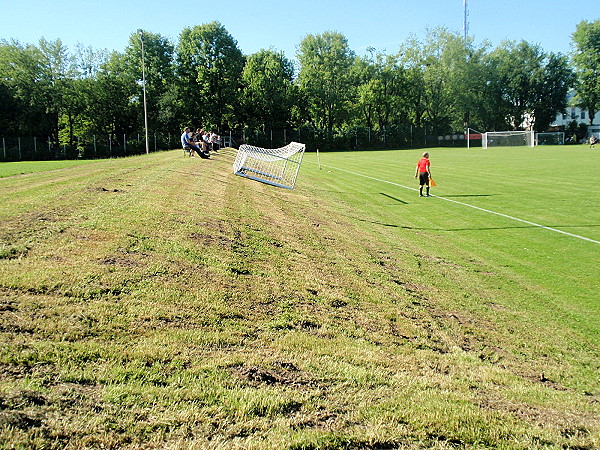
139, 30, 149, 155
463, 0, 469, 41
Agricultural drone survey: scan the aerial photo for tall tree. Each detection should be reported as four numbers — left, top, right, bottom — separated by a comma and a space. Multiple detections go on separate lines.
420, 30, 456, 133
0, 40, 48, 136
73, 44, 108, 78
426, 28, 490, 133
571, 20, 600, 126
297, 31, 355, 134
398, 36, 429, 129
80, 51, 137, 139
36, 38, 80, 146
124, 31, 175, 132
532, 52, 574, 131
176, 22, 245, 130
0, 81, 18, 135
368, 51, 406, 131
351, 53, 378, 130
487, 40, 573, 130
241, 49, 297, 130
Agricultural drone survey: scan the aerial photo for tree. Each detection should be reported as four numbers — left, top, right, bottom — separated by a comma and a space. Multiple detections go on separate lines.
73, 43, 108, 78
572, 20, 600, 126
0, 41, 23, 135
0, 40, 49, 137
351, 53, 378, 130
532, 52, 574, 131
176, 22, 245, 130
420, 30, 456, 133
0, 80, 20, 135
36, 38, 81, 146
398, 37, 427, 129
297, 31, 356, 134
80, 51, 137, 139
487, 40, 573, 131
366, 51, 406, 131
124, 31, 175, 131
399, 29, 469, 134
241, 49, 297, 130
426, 29, 490, 133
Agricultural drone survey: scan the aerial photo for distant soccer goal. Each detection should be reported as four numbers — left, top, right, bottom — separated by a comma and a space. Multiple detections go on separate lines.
482, 131, 535, 149
535, 132, 565, 146
233, 142, 306, 189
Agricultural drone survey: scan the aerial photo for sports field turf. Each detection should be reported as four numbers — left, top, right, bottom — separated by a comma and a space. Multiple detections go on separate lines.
0, 159, 108, 178
0, 145, 598, 449
305, 146, 599, 339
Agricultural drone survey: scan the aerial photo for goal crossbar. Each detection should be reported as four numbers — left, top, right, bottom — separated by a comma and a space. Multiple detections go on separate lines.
233, 141, 306, 189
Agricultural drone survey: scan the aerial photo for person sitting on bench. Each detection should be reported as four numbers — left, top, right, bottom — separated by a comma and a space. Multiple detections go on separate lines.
181, 127, 209, 158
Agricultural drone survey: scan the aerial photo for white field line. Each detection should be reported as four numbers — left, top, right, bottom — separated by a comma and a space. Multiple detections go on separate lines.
318, 163, 600, 245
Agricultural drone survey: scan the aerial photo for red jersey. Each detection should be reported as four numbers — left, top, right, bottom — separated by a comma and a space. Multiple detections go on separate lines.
417, 157, 430, 172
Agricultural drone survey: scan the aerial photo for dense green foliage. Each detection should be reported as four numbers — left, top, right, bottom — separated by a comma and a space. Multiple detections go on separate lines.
572, 20, 600, 126
0, 20, 597, 150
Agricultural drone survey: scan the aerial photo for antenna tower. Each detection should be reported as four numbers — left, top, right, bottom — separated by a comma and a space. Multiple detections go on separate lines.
463, 0, 469, 41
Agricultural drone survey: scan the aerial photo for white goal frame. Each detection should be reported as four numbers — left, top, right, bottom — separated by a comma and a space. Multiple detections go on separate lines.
535, 132, 564, 146
233, 141, 306, 189
482, 130, 535, 149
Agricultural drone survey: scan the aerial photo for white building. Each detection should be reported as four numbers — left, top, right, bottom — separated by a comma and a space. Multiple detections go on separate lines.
550, 92, 600, 137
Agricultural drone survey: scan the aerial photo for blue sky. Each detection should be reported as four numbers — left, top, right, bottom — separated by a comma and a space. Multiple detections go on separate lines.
1, 0, 597, 60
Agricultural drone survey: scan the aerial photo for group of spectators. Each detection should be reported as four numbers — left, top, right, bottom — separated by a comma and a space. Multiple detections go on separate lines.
181, 127, 221, 158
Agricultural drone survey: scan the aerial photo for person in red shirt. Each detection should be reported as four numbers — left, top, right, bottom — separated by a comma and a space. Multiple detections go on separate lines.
414, 152, 432, 197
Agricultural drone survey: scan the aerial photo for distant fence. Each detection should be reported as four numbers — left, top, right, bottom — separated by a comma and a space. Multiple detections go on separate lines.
220, 126, 456, 152
0, 132, 179, 162
1, 126, 473, 161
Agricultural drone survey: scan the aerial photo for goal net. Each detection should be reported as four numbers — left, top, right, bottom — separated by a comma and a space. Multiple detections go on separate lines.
233, 141, 306, 189
535, 132, 564, 146
482, 131, 535, 149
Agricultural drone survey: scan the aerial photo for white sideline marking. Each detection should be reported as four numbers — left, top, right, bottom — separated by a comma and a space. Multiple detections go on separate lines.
318, 163, 600, 245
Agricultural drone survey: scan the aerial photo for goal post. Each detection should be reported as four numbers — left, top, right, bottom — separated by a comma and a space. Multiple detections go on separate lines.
535, 132, 565, 146
482, 131, 535, 149
466, 128, 483, 149
233, 141, 306, 189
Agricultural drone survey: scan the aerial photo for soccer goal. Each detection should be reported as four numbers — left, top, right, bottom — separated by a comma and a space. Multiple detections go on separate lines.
535, 132, 565, 146
233, 142, 306, 189
482, 131, 535, 149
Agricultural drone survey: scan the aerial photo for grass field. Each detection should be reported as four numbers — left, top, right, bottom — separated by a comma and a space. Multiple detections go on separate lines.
0, 160, 108, 179
0, 145, 598, 449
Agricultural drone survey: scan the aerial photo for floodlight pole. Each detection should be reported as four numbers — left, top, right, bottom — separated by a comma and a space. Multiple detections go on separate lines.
463, 0, 470, 148
139, 30, 149, 154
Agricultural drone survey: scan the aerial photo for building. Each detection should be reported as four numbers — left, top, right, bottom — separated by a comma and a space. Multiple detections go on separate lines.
550, 91, 600, 138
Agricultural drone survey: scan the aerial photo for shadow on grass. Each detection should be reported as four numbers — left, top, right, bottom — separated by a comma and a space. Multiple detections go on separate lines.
380, 192, 408, 204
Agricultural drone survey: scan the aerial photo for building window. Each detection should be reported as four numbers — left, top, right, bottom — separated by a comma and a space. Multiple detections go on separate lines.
581, 111, 586, 119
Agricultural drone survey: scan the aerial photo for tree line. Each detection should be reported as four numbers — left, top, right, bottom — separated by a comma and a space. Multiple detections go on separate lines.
1, 20, 598, 151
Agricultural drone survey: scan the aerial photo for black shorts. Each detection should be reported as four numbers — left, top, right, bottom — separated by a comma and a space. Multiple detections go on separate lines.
419, 172, 429, 185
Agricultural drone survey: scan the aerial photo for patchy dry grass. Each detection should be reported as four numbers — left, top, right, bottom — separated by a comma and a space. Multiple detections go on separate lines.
0, 149, 598, 449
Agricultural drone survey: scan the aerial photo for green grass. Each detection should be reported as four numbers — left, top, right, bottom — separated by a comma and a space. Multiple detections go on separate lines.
0, 146, 598, 449
0, 159, 108, 178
